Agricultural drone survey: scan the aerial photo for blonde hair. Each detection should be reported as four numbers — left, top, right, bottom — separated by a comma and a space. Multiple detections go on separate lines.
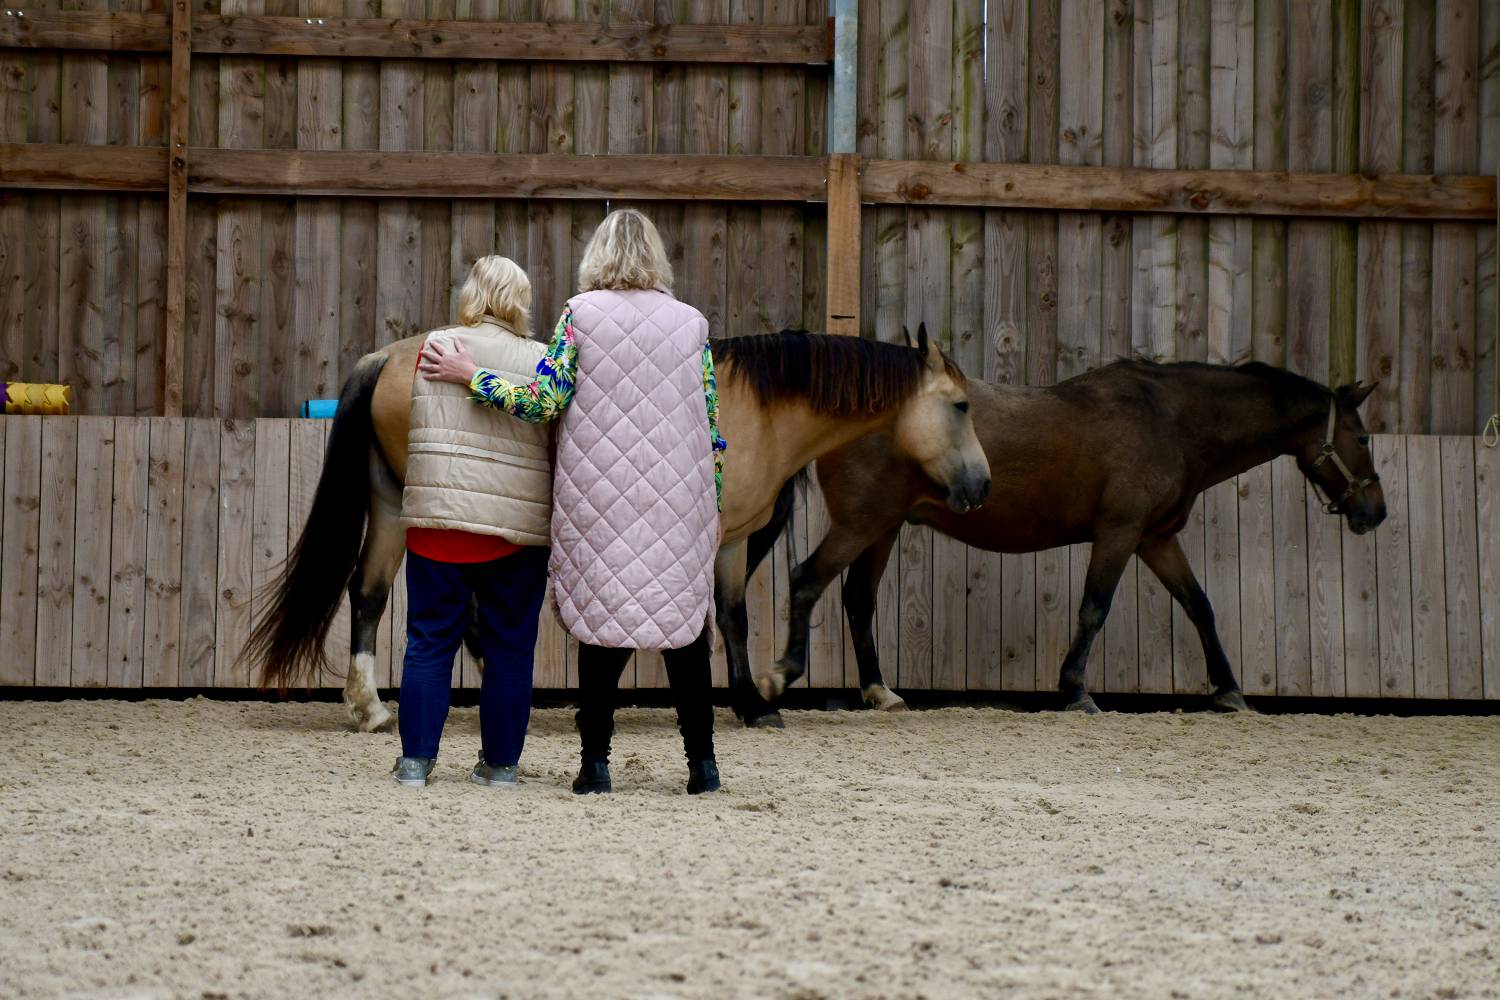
577, 209, 674, 293
456, 255, 532, 335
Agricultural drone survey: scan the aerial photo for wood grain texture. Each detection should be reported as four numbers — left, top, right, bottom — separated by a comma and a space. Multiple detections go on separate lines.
107, 417, 149, 686
0, 418, 42, 685
1405, 434, 1449, 697
1373, 434, 1414, 696
143, 417, 186, 686
34, 418, 78, 687
1439, 436, 1482, 698
70, 417, 115, 687
213, 418, 254, 685
1476, 439, 1500, 699
1236, 461, 1276, 696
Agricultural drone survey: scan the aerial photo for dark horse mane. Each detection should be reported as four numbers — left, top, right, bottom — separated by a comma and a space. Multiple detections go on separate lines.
712, 330, 963, 418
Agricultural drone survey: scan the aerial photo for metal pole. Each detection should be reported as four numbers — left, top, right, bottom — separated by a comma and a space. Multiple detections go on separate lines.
830, 0, 858, 154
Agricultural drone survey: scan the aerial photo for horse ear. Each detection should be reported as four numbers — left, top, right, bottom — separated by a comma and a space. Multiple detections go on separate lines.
1337, 381, 1378, 409
901, 325, 914, 349
916, 322, 931, 357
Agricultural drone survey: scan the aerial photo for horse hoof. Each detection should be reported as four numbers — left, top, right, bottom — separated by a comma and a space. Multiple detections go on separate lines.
744, 711, 786, 730
1063, 696, 1101, 715
347, 700, 392, 733
882, 698, 911, 713
755, 671, 787, 703
862, 686, 910, 713
1212, 690, 1252, 713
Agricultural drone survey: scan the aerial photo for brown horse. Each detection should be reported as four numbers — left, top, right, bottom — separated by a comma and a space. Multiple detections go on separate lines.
746, 360, 1385, 716
242, 327, 991, 729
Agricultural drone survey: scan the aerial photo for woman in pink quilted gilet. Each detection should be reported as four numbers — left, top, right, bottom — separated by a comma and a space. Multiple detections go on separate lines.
421, 209, 727, 796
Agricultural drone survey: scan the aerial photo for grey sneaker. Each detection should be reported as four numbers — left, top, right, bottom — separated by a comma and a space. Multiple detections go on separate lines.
392, 756, 435, 787
470, 752, 519, 788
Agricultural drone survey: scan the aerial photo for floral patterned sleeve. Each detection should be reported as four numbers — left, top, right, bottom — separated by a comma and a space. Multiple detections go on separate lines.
703, 341, 727, 512
468, 307, 577, 422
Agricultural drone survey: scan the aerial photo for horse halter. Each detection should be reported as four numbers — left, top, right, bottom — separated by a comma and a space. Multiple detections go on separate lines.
1310, 398, 1378, 515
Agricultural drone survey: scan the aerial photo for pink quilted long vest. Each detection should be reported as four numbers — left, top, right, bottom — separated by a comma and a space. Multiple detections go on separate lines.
549, 287, 719, 650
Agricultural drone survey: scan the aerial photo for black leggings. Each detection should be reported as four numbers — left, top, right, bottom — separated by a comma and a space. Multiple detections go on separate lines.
576, 630, 714, 765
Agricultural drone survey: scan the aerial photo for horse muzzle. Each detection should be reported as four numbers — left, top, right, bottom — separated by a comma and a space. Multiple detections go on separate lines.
1346, 502, 1387, 536
944, 471, 992, 513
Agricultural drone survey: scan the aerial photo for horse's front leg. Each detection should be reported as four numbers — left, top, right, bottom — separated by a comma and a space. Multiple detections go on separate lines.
715, 541, 783, 728
841, 528, 905, 711
343, 457, 405, 732
1136, 534, 1250, 712
1058, 531, 1138, 714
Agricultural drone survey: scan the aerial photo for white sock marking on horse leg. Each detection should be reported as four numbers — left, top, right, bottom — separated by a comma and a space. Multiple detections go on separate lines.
344, 653, 390, 732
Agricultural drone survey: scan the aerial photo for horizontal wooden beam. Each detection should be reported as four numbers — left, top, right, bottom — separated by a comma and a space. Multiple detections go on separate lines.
0, 143, 168, 191
0, 11, 832, 64
3, 144, 1495, 220
189, 148, 829, 200
862, 160, 1496, 221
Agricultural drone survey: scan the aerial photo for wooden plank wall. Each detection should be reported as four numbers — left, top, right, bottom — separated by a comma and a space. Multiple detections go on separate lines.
1, 414, 1495, 700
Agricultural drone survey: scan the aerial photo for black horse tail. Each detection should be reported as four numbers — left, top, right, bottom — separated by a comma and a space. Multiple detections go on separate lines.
746, 469, 805, 578
243, 352, 388, 691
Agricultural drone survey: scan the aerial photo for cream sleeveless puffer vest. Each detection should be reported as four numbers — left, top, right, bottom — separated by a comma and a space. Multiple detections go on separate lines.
549, 288, 718, 650
401, 318, 553, 545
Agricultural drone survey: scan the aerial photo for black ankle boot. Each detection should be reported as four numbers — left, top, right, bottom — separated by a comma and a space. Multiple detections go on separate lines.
686, 758, 720, 795
572, 759, 612, 795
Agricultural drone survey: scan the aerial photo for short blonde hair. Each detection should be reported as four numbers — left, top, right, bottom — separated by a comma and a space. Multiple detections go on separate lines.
577, 209, 674, 293
456, 254, 531, 335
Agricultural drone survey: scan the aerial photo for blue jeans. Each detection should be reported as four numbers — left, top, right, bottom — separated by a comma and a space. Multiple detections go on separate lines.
398, 547, 549, 766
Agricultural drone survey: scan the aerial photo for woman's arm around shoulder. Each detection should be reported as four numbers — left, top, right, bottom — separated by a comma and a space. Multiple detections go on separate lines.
467, 307, 580, 423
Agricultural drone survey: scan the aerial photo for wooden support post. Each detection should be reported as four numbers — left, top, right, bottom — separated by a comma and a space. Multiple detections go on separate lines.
162, 0, 189, 417
825, 152, 862, 335
824, 0, 859, 336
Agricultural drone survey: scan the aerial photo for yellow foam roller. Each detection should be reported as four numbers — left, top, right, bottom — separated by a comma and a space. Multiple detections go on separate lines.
3, 382, 72, 415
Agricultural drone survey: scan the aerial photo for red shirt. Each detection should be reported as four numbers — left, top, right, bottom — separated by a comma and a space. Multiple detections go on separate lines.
406, 340, 527, 565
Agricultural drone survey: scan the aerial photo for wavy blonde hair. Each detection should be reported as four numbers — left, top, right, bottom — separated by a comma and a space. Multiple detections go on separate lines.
456, 254, 531, 335
577, 209, 674, 293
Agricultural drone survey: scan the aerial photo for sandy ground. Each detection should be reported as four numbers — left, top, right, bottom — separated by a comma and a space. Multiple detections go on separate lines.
0, 699, 1497, 1000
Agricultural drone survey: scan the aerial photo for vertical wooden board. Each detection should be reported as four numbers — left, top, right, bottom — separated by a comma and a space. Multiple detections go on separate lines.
418, 0, 455, 336
1285, 3, 1332, 384
984, 211, 1027, 384
70, 417, 115, 686
35, 418, 78, 687
251, 419, 290, 652
1206, 0, 1252, 367
183, 200, 216, 417
897, 525, 932, 690
966, 541, 1003, 691
214, 419, 255, 686
1174, 0, 1209, 368
1000, 551, 1035, 691
107, 418, 149, 687
1341, 513, 1381, 699
177, 419, 219, 684
58, 195, 109, 414
1373, 435, 1415, 695
608, 0, 653, 155
1171, 502, 1208, 694
525, 1, 578, 334
1306, 479, 1347, 698
902, 0, 951, 341
1271, 456, 1310, 696
0, 418, 41, 686
1202, 479, 1241, 695
213, 201, 262, 418
1026, 0, 1059, 384
259, 198, 294, 415
143, 417, 186, 688
1103, 552, 1139, 693
870, 0, 906, 344
1406, 435, 1449, 697
1357, 0, 1403, 428
1439, 436, 1482, 698
1431, 1, 1480, 433
1098, 0, 1132, 368
136, 189, 167, 416
1236, 462, 1276, 696
681, 1, 729, 338
451, 0, 500, 317
1250, 0, 1286, 367
930, 533, 965, 692
376, 0, 425, 349
1399, 3, 1435, 431
1475, 440, 1500, 699
1033, 546, 1070, 693
341, 0, 380, 374
1478, 3, 1500, 431
0, 190, 22, 386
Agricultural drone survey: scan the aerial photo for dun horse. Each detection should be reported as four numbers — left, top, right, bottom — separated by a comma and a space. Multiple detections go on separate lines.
745, 360, 1386, 719
242, 327, 991, 728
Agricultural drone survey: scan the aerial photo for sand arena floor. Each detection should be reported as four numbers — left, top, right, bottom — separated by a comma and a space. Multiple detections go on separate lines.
0, 697, 1497, 999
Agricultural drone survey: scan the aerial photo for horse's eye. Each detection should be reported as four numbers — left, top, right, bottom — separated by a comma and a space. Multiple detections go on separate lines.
1358, 435, 1370, 447
954, 401, 969, 414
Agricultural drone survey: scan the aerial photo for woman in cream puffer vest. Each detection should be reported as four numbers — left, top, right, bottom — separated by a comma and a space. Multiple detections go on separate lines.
420, 210, 727, 797
391, 255, 552, 790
